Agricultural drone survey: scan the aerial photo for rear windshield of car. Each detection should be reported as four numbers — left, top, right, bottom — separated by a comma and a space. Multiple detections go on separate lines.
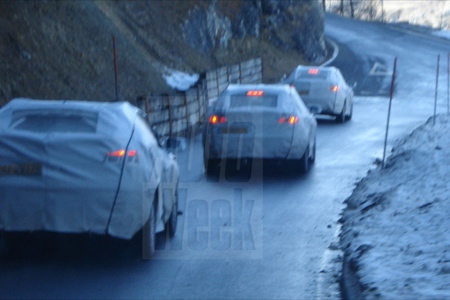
9, 110, 98, 133
296, 69, 329, 80
229, 93, 278, 108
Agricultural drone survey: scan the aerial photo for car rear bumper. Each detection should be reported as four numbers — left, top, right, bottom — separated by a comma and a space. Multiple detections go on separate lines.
0, 185, 114, 235
0, 182, 151, 240
204, 134, 297, 159
303, 97, 336, 115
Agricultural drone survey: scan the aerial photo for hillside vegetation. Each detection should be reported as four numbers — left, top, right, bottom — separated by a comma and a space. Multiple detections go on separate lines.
0, 0, 326, 107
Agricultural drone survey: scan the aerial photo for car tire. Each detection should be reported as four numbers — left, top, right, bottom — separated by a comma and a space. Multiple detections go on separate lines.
205, 159, 220, 176
336, 100, 346, 123
346, 101, 353, 121
142, 199, 156, 260
309, 140, 316, 164
295, 144, 309, 174
166, 188, 178, 237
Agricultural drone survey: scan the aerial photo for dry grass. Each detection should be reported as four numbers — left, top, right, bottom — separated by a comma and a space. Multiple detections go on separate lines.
0, 0, 313, 106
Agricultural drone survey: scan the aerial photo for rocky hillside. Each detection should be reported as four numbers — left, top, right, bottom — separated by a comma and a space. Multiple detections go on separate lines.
0, 0, 326, 107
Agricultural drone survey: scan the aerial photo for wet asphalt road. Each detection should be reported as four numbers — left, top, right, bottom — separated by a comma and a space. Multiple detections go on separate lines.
1, 13, 449, 299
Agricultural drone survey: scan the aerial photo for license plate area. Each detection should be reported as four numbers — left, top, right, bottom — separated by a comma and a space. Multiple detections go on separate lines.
0, 163, 42, 176
221, 127, 248, 134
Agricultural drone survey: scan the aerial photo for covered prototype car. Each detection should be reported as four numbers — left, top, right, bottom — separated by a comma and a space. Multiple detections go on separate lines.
203, 84, 317, 174
0, 99, 179, 258
285, 65, 354, 123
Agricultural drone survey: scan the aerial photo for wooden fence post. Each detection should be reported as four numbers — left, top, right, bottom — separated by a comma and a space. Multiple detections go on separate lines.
239, 62, 242, 83
196, 84, 201, 123
145, 96, 149, 115
167, 95, 173, 137
216, 69, 220, 98
184, 93, 189, 134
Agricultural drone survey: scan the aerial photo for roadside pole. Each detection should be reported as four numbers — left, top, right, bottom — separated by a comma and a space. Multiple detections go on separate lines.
434, 54, 440, 125
382, 57, 397, 169
447, 52, 449, 116
113, 35, 119, 102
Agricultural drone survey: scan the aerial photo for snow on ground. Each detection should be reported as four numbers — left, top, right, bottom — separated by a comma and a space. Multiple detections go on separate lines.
340, 114, 450, 298
381, 0, 450, 29
327, 0, 450, 30
433, 29, 450, 40
334, 3, 450, 298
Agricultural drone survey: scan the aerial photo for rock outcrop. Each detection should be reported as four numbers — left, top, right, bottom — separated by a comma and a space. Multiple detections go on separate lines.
0, 0, 326, 105
182, 0, 326, 62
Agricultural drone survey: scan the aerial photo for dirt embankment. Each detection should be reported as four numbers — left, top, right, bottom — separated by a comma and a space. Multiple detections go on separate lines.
0, 1, 324, 106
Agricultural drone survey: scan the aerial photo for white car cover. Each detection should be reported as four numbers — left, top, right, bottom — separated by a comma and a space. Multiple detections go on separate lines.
204, 84, 314, 160
0, 99, 161, 239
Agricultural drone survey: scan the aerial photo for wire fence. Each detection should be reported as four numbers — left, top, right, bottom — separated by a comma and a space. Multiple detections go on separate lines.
137, 57, 263, 137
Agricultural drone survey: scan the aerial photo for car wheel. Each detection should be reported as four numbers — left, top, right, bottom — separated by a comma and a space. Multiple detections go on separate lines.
295, 144, 309, 174
309, 140, 316, 164
142, 199, 156, 260
336, 100, 346, 123
205, 159, 220, 176
166, 188, 178, 237
346, 101, 353, 121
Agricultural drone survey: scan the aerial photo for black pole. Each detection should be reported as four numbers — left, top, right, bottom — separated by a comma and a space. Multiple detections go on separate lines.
382, 57, 397, 169
434, 54, 440, 125
447, 52, 449, 116
113, 35, 119, 102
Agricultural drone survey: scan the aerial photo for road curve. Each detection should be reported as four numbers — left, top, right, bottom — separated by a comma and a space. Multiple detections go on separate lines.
1, 13, 449, 300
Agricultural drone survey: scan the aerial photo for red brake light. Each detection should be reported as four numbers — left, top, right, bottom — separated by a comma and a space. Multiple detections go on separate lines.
209, 115, 226, 124
247, 90, 264, 96
279, 116, 298, 124
288, 116, 299, 124
330, 85, 339, 92
308, 69, 319, 75
107, 150, 136, 157
107, 150, 126, 157
209, 115, 218, 124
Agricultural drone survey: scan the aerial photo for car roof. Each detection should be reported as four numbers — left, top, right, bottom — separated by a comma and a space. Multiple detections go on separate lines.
1, 98, 139, 116
0, 98, 141, 131
294, 65, 338, 72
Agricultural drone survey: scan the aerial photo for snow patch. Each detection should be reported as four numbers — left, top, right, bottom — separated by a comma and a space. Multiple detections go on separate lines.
340, 115, 450, 299
433, 30, 450, 40
163, 68, 199, 91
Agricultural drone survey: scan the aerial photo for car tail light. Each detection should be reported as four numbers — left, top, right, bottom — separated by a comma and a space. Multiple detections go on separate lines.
279, 116, 298, 124
127, 150, 137, 157
107, 150, 137, 157
330, 85, 339, 92
308, 69, 319, 75
209, 115, 226, 125
247, 90, 264, 96
288, 116, 299, 124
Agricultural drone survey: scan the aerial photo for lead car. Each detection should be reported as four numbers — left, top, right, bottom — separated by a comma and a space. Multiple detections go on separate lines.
203, 84, 317, 175
0, 98, 179, 259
